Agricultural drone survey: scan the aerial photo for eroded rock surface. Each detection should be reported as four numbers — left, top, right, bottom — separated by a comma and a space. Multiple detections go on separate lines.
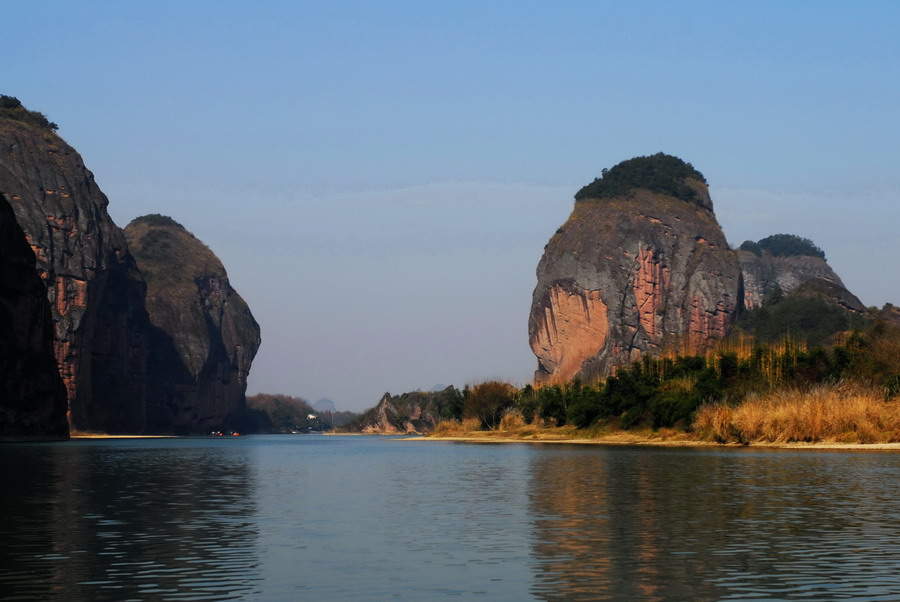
0, 194, 68, 438
124, 215, 261, 433
737, 250, 864, 312
0, 117, 149, 432
530, 156, 742, 384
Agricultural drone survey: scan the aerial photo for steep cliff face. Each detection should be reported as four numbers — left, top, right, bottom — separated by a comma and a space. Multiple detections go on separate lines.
736, 250, 864, 312
0, 194, 68, 438
124, 215, 261, 433
529, 155, 742, 384
0, 113, 149, 433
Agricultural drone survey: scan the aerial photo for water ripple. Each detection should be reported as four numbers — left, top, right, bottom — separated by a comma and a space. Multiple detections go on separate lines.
4, 438, 900, 599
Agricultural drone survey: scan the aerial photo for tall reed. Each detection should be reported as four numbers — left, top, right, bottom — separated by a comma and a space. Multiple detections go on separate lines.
694, 383, 900, 444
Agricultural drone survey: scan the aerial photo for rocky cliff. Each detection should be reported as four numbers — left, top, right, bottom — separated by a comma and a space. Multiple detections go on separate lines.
346, 387, 461, 434
0, 102, 150, 433
736, 235, 864, 312
124, 215, 261, 433
0, 194, 68, 438
529, 154, 743, 384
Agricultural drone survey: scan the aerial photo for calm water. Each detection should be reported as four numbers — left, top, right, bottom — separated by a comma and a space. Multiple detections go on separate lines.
3, 436, 900, 600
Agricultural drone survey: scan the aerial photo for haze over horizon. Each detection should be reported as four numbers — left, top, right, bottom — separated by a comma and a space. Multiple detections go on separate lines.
5, 1, 898, 411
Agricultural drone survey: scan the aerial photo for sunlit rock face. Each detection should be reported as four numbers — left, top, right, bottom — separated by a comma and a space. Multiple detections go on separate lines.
0, 117, 150, 433
529, 156, 742, 384
736, 251, 864, 312
0, 194, 68, 438
124, 215, 261, 434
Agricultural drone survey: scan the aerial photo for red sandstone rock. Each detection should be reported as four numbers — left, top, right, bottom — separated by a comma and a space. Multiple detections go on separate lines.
529, 160, 742, 383
0, 118, 150, 432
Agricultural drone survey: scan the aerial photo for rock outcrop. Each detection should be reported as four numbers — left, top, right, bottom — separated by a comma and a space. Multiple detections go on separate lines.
1, 98, 262, 435
0, 107, 150, 433
346, 387, 461, 434
529, 154, 743, 384
736, 237, 864, 312
0, 194, 68, 438
124, 215, 261, 433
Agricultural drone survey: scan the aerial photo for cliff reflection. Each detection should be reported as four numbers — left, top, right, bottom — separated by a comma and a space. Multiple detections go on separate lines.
0, 440, 259, 600
527, 446, 865, 600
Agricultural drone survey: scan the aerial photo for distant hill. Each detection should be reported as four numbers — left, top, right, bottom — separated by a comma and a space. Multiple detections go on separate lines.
343, 387, 462, 434
312, 398, 336, 413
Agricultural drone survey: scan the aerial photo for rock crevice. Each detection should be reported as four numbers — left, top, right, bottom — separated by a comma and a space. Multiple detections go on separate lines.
529, 155, 742, 383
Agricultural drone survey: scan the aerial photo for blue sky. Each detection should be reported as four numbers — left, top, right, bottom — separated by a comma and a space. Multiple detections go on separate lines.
5, 1, 899, 410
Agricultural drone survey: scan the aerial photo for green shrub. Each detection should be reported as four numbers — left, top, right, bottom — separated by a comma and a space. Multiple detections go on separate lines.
575, 153, 707, 205
739, 234, 825, 259
0, 95, 58, 131
463, 381, 517, 429
735, 296, 851, 346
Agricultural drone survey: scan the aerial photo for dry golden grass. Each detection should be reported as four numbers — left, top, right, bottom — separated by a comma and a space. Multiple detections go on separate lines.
431, 418, 482, 437
498, 408, 526, 430
695, 383, 900, 444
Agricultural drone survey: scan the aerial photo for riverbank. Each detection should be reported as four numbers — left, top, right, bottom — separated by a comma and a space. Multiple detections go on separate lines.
409, 424, 900, 450
71, 434, 176, 439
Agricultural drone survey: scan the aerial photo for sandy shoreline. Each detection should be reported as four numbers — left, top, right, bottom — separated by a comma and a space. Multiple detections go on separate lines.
70, 434, 177, 439
403, 433, 900, 451
67, 432, 900, 450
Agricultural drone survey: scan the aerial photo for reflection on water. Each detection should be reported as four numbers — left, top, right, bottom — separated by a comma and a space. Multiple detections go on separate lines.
528, 446, 900, 600
0, 439, 258, 600
4, 437, 900, 599
248, 435, 535, 598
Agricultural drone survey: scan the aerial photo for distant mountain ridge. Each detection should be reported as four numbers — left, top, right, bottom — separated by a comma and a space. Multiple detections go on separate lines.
312, 398, 336, 413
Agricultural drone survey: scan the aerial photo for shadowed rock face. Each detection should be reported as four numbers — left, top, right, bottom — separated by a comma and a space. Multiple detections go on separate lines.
0, 118, 149, 433
0, 194, 68, 438
736, 250, 864, 312
530, 160, 742, 384
124, 215, 261, 433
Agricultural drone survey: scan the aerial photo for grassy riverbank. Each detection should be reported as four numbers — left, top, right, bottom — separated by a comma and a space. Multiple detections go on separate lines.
695, 382, 900, 444
423, 382, 900, 448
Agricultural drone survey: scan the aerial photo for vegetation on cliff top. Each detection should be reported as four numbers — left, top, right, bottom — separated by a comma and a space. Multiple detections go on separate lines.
130, 213, 184, 229
124, 214, 218, 292
739, 233, 826, 259
575, 153, 707, 205
0, 96, 58, 131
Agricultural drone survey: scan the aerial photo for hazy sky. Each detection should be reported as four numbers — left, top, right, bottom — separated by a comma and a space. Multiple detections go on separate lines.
5, 1, 899, 410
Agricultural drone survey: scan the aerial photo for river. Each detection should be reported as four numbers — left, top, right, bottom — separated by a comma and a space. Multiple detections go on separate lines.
2, 435, 900, 600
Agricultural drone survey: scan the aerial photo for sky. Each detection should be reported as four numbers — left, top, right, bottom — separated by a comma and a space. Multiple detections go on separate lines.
4, 1, 899, 411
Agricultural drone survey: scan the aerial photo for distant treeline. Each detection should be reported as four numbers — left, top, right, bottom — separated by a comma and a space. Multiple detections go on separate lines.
245, 393, 358, 432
